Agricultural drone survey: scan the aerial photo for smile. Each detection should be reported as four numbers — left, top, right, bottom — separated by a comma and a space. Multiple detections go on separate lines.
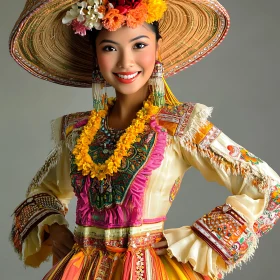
113, 71, 141, 84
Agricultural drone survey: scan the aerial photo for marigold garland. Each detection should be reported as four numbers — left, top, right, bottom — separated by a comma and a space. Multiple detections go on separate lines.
72, 96, 160, 180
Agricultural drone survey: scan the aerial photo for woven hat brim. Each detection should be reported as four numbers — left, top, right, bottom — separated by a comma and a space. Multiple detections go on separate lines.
10, 0, 230, 88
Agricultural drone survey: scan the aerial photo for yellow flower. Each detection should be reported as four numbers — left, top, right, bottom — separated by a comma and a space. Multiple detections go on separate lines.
145, 0, 167, 23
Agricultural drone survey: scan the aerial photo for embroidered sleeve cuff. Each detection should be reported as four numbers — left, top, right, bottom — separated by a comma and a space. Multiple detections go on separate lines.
11, 193, 65, 256
191, 204, 258, 267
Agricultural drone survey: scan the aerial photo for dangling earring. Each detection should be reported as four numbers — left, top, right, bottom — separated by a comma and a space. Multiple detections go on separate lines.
92, 66, 107, 111
149, 60, 165, 107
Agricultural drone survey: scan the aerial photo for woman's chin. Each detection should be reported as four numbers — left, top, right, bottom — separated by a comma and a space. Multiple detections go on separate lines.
111, 83, 148, 96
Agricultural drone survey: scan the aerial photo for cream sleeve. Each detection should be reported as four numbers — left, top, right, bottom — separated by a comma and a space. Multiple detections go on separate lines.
11, 117, 74, 267
163, 103, 280, 279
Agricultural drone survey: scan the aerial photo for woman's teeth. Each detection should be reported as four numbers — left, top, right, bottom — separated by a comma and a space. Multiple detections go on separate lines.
116, 72, 139, 79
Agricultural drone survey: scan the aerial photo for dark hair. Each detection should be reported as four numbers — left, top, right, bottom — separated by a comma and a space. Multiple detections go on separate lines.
87, 21, 161, 58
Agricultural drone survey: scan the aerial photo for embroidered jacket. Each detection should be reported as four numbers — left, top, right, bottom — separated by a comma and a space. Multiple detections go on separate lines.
11, 102, 280, 278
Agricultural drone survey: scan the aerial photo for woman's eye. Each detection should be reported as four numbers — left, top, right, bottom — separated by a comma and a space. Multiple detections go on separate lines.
134, 43, 147, 49
102, 46, 116, 52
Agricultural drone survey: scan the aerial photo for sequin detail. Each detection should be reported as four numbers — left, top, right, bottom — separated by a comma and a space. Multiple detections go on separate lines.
191, 204, 256, 265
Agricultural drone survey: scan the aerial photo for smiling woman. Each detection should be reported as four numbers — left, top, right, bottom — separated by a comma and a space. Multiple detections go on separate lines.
9, 0, 280, 280
95, 25, 159, 97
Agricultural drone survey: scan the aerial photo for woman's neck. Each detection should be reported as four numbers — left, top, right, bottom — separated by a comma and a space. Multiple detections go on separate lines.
108, 85, 150, 130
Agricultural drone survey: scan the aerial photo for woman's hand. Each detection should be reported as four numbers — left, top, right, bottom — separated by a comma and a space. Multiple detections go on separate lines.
49, 223, 75, 261
152, 239, 168, 256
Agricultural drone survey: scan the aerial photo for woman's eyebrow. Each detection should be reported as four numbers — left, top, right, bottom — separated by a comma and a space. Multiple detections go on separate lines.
130, 35, 150, 42
99, 35, 150, 45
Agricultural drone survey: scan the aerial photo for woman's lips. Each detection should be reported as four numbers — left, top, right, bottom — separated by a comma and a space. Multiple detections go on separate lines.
113, 71, 141, 84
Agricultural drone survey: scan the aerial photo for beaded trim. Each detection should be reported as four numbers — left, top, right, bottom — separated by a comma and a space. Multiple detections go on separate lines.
191, 204, 256, 265
26, 146, 62, 196
11, 193, 64, 254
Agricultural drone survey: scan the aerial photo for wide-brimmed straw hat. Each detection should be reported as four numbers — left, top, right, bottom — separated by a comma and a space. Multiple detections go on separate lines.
9, 0, 230, 88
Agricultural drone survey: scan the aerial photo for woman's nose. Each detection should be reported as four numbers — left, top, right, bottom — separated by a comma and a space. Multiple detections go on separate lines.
117, 51, 134, 69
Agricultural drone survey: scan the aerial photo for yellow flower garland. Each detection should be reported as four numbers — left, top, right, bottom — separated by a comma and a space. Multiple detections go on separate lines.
72, 97, 160, 181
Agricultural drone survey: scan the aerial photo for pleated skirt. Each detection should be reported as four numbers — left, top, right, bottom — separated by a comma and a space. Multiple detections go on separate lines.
43, 224, 213, 280
43, 243, 211, 280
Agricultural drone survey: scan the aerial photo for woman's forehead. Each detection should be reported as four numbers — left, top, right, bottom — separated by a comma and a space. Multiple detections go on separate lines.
96, 24, 155, 43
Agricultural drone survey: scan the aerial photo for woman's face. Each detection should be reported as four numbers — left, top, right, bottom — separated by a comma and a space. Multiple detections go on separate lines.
95, 24, 159, 96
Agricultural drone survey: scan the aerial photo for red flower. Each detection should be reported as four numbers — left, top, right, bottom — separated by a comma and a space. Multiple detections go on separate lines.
109, 0, 142, 14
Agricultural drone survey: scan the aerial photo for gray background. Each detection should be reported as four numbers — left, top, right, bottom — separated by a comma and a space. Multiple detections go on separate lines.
1, 0, 279, 279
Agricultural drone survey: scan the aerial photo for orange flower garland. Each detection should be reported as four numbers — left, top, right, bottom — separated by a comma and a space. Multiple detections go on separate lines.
72, 96, 160, 181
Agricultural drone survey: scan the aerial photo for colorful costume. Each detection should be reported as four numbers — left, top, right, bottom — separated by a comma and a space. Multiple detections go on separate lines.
11, 102, 280, 279
9, 0, 280, 279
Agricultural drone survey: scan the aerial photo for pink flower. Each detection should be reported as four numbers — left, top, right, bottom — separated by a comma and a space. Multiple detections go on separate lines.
71, 19, 90, 36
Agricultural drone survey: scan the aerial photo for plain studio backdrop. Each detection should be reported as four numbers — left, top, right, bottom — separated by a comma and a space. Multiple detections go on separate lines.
0, 0, 279, 279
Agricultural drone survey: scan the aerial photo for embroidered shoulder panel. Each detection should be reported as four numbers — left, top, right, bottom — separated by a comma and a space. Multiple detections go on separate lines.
61, 111, 91, 141
157, 103, 196, 136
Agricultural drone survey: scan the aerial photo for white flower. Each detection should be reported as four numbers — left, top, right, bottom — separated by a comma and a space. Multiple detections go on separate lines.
85, 11, 103, 30
63, 0, 105, 31
77, 1, 88, 9
87, 0, 95, 5
88, 0, 101, 5
76, 1, 89, 22
62, 4, 80, 25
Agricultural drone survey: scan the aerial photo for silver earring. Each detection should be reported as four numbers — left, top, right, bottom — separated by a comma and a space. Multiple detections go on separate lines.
149, 60, 165, 107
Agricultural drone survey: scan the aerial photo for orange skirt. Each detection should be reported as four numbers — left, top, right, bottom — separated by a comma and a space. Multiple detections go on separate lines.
43, 244, 211, 280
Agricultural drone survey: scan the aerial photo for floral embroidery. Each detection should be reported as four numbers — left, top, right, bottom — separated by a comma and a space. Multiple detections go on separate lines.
157, 102, 195, 136
191, 204, 256, 265
227, 145, 263, 165
254, 184, 280, 237
61, 111, 91, 140
169, 177, 182, 203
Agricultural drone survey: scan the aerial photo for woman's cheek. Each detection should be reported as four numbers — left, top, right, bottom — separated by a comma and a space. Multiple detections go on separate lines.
96, 51, 114, 72
98, 57, 112, 72
139, 52, 156, 73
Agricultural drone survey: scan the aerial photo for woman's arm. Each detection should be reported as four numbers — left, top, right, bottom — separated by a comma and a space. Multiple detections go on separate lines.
162, 103, 280, 279
11, 117, 75, 267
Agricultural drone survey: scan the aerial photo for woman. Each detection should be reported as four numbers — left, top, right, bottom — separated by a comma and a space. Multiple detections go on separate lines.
9, 0, 280, 279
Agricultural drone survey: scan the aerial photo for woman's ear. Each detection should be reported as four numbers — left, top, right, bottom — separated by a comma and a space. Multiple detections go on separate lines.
156, 38, 163, 60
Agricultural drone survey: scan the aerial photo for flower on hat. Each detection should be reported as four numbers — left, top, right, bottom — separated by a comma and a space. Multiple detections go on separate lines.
62, 0, 167, 35
126, 2, 148, 28
62, 5, 82, 25
145, 0, 167, 23
102, 9, 126, 31
72, 19, 91, 36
